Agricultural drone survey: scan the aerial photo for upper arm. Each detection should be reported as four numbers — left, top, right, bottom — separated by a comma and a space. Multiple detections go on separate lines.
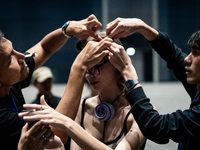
26, 42, 52, 70
116, 118, 145, 150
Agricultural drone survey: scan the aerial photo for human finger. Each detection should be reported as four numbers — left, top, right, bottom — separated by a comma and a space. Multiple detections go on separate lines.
22, 103, 48, 111
87, 30, 102, 41
84, 37, 112, 54
40, 95, 50, 107
18, 105, 50, 122
106, 18, 121, 37
21, 123, 29, 134
92, 38, 112, 56
21, 111, 52, 123
87, 14, 102, 31
107, 24, 124, 39
108, 44, 126, 70
26, 121, 49, 139
81, 41, 111, 70
42, 127, 54, 141
111, 31, 127, 39
90, 49, 110, 66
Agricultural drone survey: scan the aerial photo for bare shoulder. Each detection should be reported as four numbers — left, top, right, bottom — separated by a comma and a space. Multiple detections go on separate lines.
84, 95, 99, 108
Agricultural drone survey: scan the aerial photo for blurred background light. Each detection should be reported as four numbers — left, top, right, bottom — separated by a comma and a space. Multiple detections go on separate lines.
126, 47, 135, 56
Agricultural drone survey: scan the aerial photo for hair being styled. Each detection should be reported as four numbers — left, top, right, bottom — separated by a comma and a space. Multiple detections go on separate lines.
0, 30, 4, 43
76, 31, 125, 91
188, 27, 200, 50
76, 31, 122, 51
0, 30, 6, 49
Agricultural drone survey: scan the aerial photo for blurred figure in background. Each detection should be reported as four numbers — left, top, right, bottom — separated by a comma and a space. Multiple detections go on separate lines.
31, 66, 60, 109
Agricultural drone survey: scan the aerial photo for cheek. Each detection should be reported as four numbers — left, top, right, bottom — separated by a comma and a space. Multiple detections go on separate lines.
193, 59, 200, 71
102, 67, 119, 82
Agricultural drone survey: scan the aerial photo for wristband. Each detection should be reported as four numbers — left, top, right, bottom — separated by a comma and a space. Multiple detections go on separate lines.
62, 21, 73, 38
124, 79, 140, 93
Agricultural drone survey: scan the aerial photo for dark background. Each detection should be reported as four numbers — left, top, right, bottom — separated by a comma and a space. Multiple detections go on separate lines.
1, 0, 200, 83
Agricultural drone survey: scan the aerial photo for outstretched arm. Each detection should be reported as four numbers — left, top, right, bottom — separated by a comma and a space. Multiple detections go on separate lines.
17, 121, 53, 150
53, 38, 113, 143
27, 14, 102, 70
19, 97, 145, 150
106, 17, 159, 41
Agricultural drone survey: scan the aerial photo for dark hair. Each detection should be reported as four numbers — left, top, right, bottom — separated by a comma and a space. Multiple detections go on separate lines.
188, 27, 200, 50
0, 30, 4, 40
76, 31, 122, 51
0, 30, 5, 47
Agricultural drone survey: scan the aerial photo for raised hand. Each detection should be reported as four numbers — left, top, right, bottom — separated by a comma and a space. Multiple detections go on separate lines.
106, 18, 145, 39
74, 37, 113, 70
108, 42, 138, 81
17, 121, 53, 150
67, 14, 102, 40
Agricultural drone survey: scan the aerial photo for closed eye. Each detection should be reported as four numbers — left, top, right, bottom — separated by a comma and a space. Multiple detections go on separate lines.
192, 49, 200, 57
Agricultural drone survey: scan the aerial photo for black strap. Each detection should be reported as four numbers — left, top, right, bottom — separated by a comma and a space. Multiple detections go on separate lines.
80, 98, 87, 128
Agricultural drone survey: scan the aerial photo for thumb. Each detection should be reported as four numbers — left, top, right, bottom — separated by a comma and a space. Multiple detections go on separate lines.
40, 95, 49, 107
21, 123, 28, 134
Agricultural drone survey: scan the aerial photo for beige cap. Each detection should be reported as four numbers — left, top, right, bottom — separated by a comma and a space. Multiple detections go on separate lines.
32, 66, 53, 83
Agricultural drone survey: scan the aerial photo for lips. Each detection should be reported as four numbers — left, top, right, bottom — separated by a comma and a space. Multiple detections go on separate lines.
89, 80, 99, 86
21, 61, 28, 74
185, 67, 192, 75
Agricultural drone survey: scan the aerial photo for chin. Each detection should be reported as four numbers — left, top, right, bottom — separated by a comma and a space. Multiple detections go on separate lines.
187, 78, 197, 84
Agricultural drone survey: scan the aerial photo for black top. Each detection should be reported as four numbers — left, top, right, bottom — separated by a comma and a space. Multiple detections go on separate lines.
32, 95, 61, 109
126, 32, 200, 150
0, 55, 35, 150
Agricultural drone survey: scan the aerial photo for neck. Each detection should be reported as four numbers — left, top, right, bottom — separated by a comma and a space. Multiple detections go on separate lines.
197, 84, 200, 93
0, 86, 11, 98
99, 89, 122, 103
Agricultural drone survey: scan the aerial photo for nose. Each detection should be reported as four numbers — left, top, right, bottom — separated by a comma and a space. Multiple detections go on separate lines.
13, 50, 25, 65
184, 52, 192, 66
85, 71, 96, 79
14, 50, 25, 59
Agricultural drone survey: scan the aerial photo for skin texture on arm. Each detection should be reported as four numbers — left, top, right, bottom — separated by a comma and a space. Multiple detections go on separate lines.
105, 18, 160, 82
19, 97, 113, 150
26, 14, 102, 70
17, 122, 53, 150
19, 97, 145, 150
24, 14, 103, 143
26, 28, 69, 70
106, 18, 159, 42
52, 38, 113, 143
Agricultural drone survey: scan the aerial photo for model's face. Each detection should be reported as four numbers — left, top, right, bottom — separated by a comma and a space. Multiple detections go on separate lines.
0, 38, 29, 87
85, 57, 120, 92
184, 49, 200, 84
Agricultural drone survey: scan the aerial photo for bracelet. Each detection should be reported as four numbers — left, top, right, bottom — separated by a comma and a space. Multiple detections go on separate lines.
124, 79, 140, 93
62, 21, 73, 38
